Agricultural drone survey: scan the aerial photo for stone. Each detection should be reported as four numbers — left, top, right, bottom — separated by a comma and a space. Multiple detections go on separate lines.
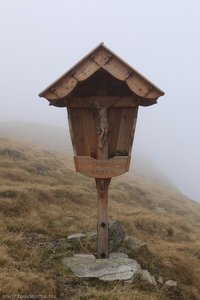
62, 252, 141, 281
164, 280, 177, 287
157, 276, 164, 284
124, 236, 146, 251
141, 270, 157, 286
109, 220, 126, 251
67, 220, 126, 251
74, 254, 96, 259
67, 233, 86, 241
109, 252, 128, 259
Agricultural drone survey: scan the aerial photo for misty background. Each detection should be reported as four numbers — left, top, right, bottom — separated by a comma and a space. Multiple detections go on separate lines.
0, 0, 199, 201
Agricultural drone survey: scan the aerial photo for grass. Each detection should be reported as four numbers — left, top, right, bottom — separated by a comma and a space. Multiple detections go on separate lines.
0, 136, 200, 299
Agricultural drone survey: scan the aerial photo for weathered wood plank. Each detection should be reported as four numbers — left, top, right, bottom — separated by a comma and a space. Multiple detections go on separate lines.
128, 107, 139, 156
73, 56, 100, 81
43, 76, 78, 100
66, 107, 77, 155
67, 96, 137, 108
107, 108, 123, 158
103, 57, 160, 99
74, 156, 129, 178
126, 74, 160, 99
83, 108, 98, 158
103, 55, 129, 81
96, 178, 110, 258
116, 108, 136, 153
95, 104, 110, 258
81, 110, 91, 156
70, 108, 89, 156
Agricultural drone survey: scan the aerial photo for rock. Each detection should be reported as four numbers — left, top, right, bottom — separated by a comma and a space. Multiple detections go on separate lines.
67, 233, 86, 241
109, 220, 125, 251
157, 276, 164, 284
141, 269, 157, 286
74, 254, 96, 259
154, 207, 167, 213
124, 236, 146, 251
62, 252, 141, 281
164, 280, 177, 287
109, 252, 128, 259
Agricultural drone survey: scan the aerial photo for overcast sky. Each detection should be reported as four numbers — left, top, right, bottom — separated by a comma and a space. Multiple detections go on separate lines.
0, 0, 200, 201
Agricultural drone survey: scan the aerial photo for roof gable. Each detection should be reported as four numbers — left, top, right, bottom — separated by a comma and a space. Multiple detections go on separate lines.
39, 43, 164, 105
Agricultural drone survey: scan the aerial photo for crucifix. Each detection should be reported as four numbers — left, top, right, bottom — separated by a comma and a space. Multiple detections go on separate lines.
39, 43, 164, 258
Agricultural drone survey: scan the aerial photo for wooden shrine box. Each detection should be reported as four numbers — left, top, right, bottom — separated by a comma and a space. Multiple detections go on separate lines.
39, 43, 164, 258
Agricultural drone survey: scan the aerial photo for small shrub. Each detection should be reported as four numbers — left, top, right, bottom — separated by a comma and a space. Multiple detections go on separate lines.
172, 257, 199, 286
128, 245, 162, 275
0, 148, 27, 160
0, 189, 19, 199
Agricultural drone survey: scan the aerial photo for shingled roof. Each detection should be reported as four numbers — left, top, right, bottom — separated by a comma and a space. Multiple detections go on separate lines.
39, 43, 164, 106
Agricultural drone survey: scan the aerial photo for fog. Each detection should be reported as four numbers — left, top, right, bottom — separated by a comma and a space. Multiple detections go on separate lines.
0, 0, 200, 201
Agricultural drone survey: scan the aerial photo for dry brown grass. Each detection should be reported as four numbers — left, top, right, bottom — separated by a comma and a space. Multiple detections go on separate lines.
1, 137, 200, 299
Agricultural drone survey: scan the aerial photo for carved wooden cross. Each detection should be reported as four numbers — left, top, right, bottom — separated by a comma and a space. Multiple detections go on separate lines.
39, 43, 164, 258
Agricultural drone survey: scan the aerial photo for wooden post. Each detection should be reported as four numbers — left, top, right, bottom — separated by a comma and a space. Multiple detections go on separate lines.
95, 178, 110, 258
95, 97, 110, 258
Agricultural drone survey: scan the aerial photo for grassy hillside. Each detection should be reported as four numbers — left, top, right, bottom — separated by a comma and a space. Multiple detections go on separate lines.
0, 137, 200, 299
0, 121, 176, 190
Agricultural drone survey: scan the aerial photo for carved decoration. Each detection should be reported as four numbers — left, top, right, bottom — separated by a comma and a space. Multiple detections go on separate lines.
94, 101, 108, 149
87, 98, 118, 149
